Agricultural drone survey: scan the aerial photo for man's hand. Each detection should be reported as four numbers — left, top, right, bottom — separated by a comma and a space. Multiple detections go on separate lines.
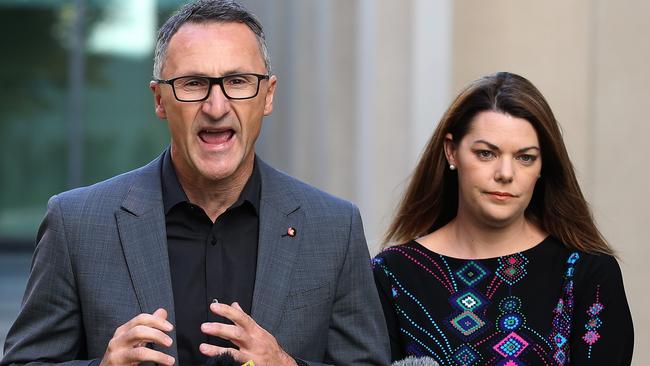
200, 302, 297, 366
99, 308, 175, 366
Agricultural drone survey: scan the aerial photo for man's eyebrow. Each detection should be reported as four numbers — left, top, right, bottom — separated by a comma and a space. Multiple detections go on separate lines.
472, 139, 540, 153
174, 69, 250, 77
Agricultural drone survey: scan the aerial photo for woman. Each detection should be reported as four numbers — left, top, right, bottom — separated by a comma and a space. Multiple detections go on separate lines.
373, 72, 633, 365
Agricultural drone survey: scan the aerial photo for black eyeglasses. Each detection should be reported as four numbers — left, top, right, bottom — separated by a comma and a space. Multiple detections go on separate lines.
154, 73, 270, 102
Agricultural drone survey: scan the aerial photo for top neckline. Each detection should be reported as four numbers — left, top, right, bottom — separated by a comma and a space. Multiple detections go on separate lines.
408, 235, 553, 262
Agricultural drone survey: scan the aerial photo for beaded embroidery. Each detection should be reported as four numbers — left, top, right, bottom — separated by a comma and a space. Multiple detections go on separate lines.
373, 241, 627, 365
548, 252, 580, 365
582, 285, 604, 358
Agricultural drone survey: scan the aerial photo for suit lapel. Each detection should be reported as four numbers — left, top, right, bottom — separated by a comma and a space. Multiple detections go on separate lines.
115, 155, 178, 361
251, 160, 303, 334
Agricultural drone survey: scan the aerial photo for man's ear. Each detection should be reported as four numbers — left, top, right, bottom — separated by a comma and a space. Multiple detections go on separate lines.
263, 75, 277, 116
443, 133, 457, 167
150, 80, 167, 119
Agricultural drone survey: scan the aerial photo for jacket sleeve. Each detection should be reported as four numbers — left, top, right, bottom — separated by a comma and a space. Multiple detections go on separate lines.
305, 205, 390, 366
569, 254, 634, 365
1, 195, 99, 366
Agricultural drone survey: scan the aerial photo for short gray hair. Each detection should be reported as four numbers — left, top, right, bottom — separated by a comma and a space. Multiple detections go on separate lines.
153, 0, 271, 79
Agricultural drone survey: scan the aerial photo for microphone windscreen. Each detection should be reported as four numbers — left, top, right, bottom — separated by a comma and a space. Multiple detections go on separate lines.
205, 352, 241, 366
391, 356, 439, 366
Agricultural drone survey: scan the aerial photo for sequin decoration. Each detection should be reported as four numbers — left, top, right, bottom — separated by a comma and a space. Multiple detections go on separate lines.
453, 344, 482, 366
456, 261, 489, 287
549, 252, 580, 365
450, 310, 486, 337
582, 286, 604, 358
495, 254, 529, 286
493, 332, 529, 358
498, 314, 523, 332
450, 288, 488, 312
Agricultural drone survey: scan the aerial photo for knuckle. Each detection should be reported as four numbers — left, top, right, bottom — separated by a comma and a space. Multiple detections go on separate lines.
129, 347, 147, 361
235, 327, 246, 341
106, 338, 119, 353
134, 313, 150, 323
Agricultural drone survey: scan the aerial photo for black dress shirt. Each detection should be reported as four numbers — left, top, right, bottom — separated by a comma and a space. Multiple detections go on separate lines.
162, 150, 260, 366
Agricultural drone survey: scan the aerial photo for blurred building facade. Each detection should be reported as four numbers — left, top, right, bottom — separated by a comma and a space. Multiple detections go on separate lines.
1, 0, 648, 362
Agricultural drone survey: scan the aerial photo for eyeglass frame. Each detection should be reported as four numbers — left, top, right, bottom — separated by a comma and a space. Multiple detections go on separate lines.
153, 73, 270, 102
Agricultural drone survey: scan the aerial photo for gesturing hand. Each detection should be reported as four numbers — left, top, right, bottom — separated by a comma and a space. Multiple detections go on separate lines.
99, 308, 175, 366
199, 302, 297, 366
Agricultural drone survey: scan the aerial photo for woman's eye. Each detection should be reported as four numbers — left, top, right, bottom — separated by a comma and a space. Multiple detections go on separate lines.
476, 150, 495, 160
517, 154, 538, 164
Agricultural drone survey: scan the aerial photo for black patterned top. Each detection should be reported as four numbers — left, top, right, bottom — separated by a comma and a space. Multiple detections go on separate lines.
372, 236, 634, 365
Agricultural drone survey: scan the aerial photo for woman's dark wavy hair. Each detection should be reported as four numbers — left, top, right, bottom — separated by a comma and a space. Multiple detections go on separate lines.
384, 72, 613, 255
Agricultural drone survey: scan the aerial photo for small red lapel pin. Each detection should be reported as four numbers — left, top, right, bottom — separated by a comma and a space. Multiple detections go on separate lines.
287, 227, 296, 237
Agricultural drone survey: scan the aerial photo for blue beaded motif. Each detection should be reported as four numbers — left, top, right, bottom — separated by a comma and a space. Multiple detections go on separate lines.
548, 252, 580, 365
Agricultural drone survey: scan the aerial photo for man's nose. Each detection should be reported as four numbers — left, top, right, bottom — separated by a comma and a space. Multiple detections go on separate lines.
201, 83, 231, 118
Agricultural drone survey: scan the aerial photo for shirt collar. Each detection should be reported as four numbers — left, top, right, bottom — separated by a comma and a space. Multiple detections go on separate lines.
161, 148, 261, 216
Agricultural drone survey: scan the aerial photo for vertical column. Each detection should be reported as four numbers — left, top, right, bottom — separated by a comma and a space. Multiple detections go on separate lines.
410, 0, 452, 162
67, 0, 85, 188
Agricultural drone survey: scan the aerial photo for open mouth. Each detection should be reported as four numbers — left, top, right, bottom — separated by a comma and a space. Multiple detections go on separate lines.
198, 129, 235, 145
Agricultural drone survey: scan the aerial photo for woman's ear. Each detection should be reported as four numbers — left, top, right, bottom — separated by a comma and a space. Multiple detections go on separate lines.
443, 133, 457, 168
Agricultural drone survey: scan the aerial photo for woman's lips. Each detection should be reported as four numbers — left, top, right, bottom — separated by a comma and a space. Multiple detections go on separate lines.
488, 191, 514, 197
486, 191, 516, 200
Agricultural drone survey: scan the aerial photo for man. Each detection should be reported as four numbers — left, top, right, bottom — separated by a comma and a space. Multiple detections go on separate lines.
0, 1, 389, 365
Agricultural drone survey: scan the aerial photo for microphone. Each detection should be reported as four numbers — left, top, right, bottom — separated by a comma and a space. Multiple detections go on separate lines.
205, 352, 240, 366
391, 356, 439, 366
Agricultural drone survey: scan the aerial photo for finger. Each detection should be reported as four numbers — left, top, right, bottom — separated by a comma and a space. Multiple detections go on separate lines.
152, 308, 168, 320
201, 322, 244, 343
124, 346, 175, 366
199, 343, 245, 361
210, 302, 254, 330
232, 302, 242, 311
121, 325, 174, 348
115, 312, 173, 337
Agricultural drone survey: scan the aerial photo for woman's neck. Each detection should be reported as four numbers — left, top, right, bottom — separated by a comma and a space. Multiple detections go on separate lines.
419, 215, 547, 259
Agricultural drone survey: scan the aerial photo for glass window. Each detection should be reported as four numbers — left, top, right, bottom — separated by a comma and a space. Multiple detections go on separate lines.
0, 0, 184, 248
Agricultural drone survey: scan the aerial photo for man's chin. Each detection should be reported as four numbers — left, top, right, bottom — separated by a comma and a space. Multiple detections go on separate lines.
195, 158, 248, 182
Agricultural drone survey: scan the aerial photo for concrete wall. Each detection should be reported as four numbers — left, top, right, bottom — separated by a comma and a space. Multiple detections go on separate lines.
246, 0, 648, 362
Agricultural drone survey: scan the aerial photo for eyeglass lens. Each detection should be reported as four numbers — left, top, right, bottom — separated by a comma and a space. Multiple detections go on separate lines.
172, 74, 261, 101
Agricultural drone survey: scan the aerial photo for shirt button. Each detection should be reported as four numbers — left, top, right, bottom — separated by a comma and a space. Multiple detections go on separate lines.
211, 237, 217, 246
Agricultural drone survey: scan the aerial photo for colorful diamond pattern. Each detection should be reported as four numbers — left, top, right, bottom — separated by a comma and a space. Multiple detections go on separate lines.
450, 310, 486, 336
495, 254, 529, 286
450, 288, 487, 311
585, 317, 602, 330
554, 350, 567, 364
452, 344, 480, 366
493, 332, 529, 358
456, 261, 488, 287
588, 302, 604, 316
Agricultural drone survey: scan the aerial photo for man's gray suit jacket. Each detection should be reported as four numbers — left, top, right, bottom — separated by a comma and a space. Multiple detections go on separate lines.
1, 153, 390, 366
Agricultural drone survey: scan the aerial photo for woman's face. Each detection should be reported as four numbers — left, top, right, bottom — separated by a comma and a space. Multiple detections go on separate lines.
445, 110, 542, 228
